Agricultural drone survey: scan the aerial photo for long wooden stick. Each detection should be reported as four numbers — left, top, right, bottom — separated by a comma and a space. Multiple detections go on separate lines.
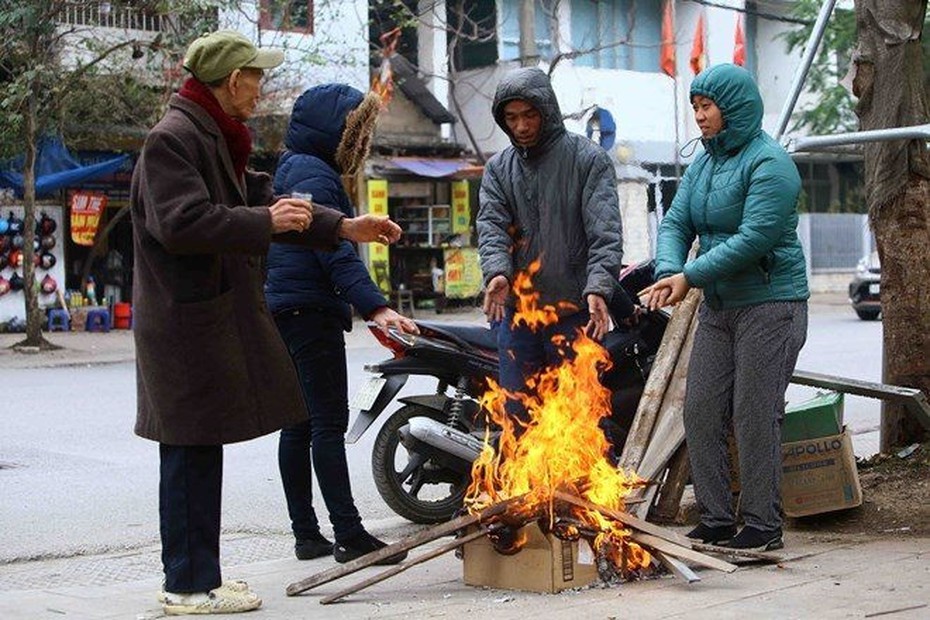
286, 499, 515, 596
319, 524, 500, 604
691, 542, 783, 563
631, 532, 737, 573
653, 549, 700, 583
618, 288, 702, 471
553, 491, 691, 547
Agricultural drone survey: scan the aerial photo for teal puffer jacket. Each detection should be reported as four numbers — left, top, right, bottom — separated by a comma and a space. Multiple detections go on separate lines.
655, 64, 809, 309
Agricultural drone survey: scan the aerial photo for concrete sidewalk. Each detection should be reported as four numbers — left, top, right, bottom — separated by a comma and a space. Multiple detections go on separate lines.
1, 530, 927, 619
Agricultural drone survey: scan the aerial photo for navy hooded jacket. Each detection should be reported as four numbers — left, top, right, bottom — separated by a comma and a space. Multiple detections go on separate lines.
264, 83, 387, 329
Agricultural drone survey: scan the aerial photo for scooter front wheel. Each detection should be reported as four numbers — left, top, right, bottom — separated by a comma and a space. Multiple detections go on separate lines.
372, 404, 469, 524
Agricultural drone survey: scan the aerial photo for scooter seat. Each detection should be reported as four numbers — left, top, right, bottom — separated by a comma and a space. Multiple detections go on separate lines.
416, 321, 499, 353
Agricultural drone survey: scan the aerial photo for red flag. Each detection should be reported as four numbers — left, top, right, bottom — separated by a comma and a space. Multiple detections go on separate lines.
733, 15, 746, 66
690, 14, 707, 75
660, 0, 676, 77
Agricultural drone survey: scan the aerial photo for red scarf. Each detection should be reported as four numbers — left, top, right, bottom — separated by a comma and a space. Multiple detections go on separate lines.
178, 77, 252, 178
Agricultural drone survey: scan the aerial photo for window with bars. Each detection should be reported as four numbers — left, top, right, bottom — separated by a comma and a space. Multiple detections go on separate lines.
259, 0, 314, 34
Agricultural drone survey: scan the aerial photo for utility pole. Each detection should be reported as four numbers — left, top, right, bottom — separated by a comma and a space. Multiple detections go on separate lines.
518, 0, 537, 66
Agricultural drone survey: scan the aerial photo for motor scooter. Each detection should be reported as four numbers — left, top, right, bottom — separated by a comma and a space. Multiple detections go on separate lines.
346, 262, 666, 523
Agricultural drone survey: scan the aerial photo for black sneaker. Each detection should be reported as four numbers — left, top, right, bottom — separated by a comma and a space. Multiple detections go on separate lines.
685, 523, 737, 545
725, 526, 784, 551
334, 531, 408, 566
294, 533, 333, 560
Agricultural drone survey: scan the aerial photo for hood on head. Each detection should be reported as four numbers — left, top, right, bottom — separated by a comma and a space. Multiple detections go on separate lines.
492, 67, 565, 153
690, 63, 763, 154
285, 83, 365, 171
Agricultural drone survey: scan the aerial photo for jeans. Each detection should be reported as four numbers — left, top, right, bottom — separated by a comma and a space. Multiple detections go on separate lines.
159, 443, 223, 593
274, 309, 364, 543
496, 308, 589, 422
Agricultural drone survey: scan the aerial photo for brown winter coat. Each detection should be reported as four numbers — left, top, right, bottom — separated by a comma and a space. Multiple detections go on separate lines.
130, 95, 345, 445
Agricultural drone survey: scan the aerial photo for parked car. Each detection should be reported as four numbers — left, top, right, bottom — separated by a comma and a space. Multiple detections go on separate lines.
848, 251, 881, 320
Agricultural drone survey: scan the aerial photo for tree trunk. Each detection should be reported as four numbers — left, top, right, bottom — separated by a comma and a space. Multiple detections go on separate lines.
854, 0, 930, 450
518, 0, 538, 66
19, 93, 47, 349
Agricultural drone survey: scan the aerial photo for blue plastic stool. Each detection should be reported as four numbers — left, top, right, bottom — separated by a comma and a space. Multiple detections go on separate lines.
85, 308, 111, 333
47, 308, 71, 332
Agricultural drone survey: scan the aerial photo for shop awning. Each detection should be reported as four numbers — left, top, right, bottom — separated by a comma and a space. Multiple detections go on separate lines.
0, 136, 129, 198
388, 157, 484, 178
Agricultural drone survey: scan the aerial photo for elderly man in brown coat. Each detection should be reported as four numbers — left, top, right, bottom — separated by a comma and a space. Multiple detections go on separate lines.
130, 30, 401, 615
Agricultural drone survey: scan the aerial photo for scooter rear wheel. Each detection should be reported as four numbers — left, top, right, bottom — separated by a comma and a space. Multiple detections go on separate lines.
372, 404, 469, 524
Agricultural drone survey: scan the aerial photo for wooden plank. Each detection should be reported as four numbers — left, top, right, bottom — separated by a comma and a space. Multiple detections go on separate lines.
618, 288, 703, 471
651, 445, 691, 523
791, 370, 930, 430
286, 500, 515, 596
634, 307, 699, 483
691, 542, 783, 563
553, 491, 691, 548
319, 525, 498, 604
653, 549, 701, 583
631, 532, 738, 573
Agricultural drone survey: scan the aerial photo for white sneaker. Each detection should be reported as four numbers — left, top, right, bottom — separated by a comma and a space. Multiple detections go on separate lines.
162, 581, 261, 615
158, 580, 250, 604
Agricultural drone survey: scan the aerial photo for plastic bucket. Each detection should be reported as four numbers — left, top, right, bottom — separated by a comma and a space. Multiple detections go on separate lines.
114, 302, 132, 329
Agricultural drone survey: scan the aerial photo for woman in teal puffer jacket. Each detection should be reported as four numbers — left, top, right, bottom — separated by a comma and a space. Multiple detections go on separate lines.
642, 64, 809, 552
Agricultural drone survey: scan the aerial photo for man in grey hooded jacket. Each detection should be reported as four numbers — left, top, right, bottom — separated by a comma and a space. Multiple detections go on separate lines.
477, 67, 623, 420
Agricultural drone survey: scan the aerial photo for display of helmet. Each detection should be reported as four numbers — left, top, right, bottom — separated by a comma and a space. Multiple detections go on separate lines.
6, 212, 23, 235
0, 236, 10, 252
0, 254, 7, 270
41, 274, 58, 294
0, 276, 10, 296
8, 249, 22, 268
40, 234, 56, 251
11, 233, 24, 249
0, 218, 8, 235
39, 252, 56, 270
38, 213, 57, 235
9, 272, 24, 291
33, 237, 41, 252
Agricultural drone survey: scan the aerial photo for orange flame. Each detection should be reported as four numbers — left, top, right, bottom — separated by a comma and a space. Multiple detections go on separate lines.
466, 261, 650, 573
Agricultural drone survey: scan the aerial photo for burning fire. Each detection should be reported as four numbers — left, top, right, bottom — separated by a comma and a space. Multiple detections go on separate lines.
466, 260, 650, 575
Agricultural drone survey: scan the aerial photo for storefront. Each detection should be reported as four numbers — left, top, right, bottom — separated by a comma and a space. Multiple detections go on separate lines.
362, 157, 484, 311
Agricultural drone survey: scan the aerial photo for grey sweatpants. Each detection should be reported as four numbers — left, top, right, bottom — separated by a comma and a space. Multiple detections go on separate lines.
684, 300, 808, 533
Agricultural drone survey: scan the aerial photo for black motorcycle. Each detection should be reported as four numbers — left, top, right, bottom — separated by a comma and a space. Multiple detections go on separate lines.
345, 262, 667, 524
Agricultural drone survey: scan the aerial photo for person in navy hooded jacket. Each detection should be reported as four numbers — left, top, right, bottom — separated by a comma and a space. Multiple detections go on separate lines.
265, 83, 417, 564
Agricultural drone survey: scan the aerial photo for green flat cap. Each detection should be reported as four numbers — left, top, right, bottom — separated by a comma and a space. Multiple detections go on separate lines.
183, 30, 284, 83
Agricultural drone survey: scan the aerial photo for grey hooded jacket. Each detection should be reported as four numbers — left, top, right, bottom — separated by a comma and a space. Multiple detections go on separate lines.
477, 68, 623, 314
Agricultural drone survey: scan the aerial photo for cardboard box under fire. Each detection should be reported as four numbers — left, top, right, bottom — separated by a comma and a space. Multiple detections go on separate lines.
462, 522, 599, 593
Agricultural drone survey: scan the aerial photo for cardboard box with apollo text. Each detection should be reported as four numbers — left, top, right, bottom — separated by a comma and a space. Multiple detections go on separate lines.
462, 522, 599, 593
781, 427, 862, 517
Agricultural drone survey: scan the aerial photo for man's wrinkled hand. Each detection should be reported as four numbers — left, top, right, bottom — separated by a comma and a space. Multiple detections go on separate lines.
482, 274, 509, 323
269, 198, 313, 234
340, 214, 402, 244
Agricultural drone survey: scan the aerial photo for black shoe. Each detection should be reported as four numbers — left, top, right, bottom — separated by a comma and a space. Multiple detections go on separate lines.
725, 526, 784, 551
685, 523, 737, 545
334, 531, 408, 566
294, 533, 333, 560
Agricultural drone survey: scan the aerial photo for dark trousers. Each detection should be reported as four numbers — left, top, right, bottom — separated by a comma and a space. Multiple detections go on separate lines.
684, 301, 808, 532
274, 309, 363, 543
159, 443, 223, 593
496, 308, 589, 421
